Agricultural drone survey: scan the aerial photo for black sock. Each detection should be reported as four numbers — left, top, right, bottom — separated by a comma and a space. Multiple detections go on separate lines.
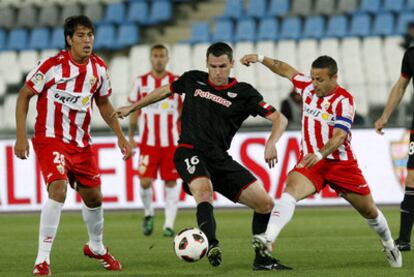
399, 187, 414, 242
252, 211, 271, 235
196, 202, 218, 246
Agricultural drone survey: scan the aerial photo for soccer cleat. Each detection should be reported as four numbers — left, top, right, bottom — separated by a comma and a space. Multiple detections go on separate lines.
32, 261, 51, 276
207, 243, 222, 267
382, 244, 402, 268
83, 244, 122, 271
252, 234, 272, 259
395, 239, 411, 251
142, 216, 154, 236
253, 256, 292, 271
163, 227, 175, 237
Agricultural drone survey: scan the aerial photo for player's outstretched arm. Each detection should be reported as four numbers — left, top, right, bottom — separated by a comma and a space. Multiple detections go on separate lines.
112, 85, 172, 119
264, 111, 288, 168
374, 76, 410, 135
96, 96, 134, 160
14, 85, 35, 160
240, 54, 299, 81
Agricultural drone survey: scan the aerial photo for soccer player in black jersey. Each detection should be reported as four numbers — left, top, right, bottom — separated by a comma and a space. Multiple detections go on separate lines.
113, 42, 290, 270
375, 46, 414, 252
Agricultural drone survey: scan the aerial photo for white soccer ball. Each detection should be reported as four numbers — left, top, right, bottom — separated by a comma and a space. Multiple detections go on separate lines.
174, 227, 209, 262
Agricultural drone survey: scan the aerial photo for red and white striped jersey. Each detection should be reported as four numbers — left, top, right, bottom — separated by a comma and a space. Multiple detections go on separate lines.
128, 72, 182, 147
292, 74, 356, 161
25, 50, 111, 148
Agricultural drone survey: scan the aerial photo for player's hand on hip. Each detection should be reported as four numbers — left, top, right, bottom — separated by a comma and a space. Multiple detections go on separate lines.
118, 137, 135, 161
297, 153, 319, 168
112, 106, 133, 119
240, 54, 258, 66
14, 139, 30, 159
374, 117, 387, 135
264, 142, 278, 168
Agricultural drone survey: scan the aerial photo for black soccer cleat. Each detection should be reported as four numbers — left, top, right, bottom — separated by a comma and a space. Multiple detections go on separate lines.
253, 256, 292, 271
395, 239, 411, 252
142, 216, 154, 236
207, 243, 222, 267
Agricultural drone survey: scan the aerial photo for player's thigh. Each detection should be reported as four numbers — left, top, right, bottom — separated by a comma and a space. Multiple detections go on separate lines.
67, 146, 101, 188
285, 171, 317, 200
237, 181, 273, 213
342, 192, 378, 219
188, 177, 214, 203
159, 146, 179, 181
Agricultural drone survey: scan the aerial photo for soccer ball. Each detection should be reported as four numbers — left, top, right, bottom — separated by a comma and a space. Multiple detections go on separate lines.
173, 227, 209, 262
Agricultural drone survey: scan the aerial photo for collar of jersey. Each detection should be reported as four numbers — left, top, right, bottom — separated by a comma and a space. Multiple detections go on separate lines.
67, 50, 90, 67
207, 78, 238, 91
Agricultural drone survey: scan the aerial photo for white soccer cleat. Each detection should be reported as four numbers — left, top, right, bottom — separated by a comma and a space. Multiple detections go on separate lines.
252, 234, 272, 258
383, 244, 402, 268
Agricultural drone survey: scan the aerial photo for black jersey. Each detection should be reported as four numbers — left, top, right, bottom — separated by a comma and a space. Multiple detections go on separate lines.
401, 47, 414, 130
170, 70, 275, 159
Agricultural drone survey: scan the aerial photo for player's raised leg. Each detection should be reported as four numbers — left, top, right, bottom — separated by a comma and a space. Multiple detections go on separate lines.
163, 180, 179, 237
238, 181, 292, 271
343, 192, 402, 268
33, 180, 66, 276
78, 185, 122, 271
140, 178, 155, 236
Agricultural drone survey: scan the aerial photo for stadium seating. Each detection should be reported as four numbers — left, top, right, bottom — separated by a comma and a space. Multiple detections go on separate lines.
257, 18, 279, 41
291, 0, 313, 16
51, 27, 65, 50
246, 0, 267, 18
127, 1, 150, 24
7, 28, 29, 51
349, 14, 371, 37
314, 0, 336, 16
29, 28, 50, 50
221, 0, 244, 19
191, 43, 209, 71
337, 0, 358, 14
16, 5, 37, 28
94, 24, 116, 50
325, 15, 348, 38
297, 39, 318, 74
279, 17, 301, 40
84, 2, 104, 23
38, 4, 60, 27
148, 0, 172, 24
109, 56, 130, 105
268, 0, 290, 17
396, 12, 414, 35
358, 0, 382, 14
0, 5, 15, 29
188, 22, 210, 44
233, 42, 256, 86
0, 29, 6, 51
0, 51, 22, 85
102, 2, 125, 24
303, 16, 325, 39
383, 0, 405, 13
234, 19, 256, 42
116, 23, 139, 49
60, 3, 82, 24
372, 13, 395, 36
211, 20, 233, 42
129, 44, 151, 79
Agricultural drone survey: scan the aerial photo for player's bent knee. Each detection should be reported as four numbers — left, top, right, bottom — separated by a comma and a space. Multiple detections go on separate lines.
256, 197, 274, 213
361, 205, 378, 219
48, 180, 67, 203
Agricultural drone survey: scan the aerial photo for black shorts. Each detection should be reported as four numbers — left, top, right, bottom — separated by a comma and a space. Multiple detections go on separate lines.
174, 146, 257, 202
408, 131, 414, 169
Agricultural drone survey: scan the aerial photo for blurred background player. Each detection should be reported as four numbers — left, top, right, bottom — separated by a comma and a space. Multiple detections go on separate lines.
128, 44, 181, 237
241, 53, 402, 268
114, 42, 289, 271
14, 15, 133, 276
375, 45, 414, 252
280, 89, 302, 128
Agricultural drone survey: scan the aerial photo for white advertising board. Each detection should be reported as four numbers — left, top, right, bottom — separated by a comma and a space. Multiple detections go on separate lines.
0, 129, 407, 211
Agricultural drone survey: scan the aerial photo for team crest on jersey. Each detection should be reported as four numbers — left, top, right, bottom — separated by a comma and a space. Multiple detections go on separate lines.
322, 100, 330, 110
321, 113, 330, 120
31, 72, 44, 86
227, 92, 237, 98
89, 76, 97, 87
161, 102, 169, 110
81, 96, 91, 106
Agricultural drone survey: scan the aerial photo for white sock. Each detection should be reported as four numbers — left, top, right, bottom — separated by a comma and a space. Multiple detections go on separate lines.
82, 205, 105, 255
164, 185, 179, 229
366, 209, 394, 250
265, 192, 297, 242
141, 187, 154, 217
35, 198, 63, 265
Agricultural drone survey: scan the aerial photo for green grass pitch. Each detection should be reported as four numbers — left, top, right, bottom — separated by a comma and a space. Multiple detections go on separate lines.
0, 207, 413, 276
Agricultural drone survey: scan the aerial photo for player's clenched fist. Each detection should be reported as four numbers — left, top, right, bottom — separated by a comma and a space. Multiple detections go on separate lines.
112, 105, 134, 119
14, 139, 29, 159
240, 54, 259, 66
374, 117, 387, 135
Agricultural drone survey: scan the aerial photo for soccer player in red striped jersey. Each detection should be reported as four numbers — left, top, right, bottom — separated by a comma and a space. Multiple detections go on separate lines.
14, 15, 133, 276
128, 45, 182, 237
241, 54, 402, 268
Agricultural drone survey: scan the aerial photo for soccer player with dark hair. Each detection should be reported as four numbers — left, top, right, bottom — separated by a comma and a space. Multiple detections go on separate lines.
14, 15, 133, 275
375, 46, 414, 252
128, 44, 181, 237
240, 53, 402, 268
114, 42, 290, 270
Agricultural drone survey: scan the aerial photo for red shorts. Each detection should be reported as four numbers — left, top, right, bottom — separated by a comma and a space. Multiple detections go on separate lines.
138, 144, 179, 180
32, 137, 101, 187
291, 158, 370, 196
